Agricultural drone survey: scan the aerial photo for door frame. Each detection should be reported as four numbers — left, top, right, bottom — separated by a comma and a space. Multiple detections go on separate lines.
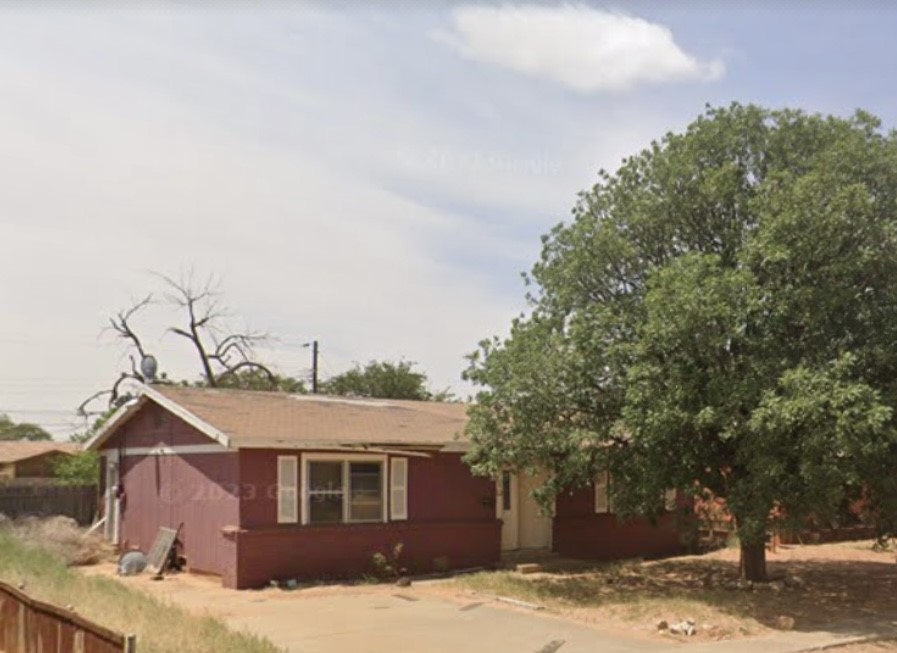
496, 470, 519, 550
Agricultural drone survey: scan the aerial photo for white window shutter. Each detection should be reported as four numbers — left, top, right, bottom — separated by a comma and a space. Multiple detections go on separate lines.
390, 458, 408, 521
278, 456, 298, 523
594, 471, 610, 514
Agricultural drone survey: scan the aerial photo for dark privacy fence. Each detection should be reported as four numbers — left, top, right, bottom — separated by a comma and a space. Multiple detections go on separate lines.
0, 485, 98, 525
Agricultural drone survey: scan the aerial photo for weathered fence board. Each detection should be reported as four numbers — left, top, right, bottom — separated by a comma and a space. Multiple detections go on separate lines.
0, 485, 97, 525
0, 580, 135, 653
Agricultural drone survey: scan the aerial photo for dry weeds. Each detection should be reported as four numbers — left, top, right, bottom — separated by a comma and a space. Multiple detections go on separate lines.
448, 540, 897, 642
0, 532, 282, 653
0, 514, 106, 565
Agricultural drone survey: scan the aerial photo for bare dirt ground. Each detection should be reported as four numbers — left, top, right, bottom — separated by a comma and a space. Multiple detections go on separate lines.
426, 540, 897, 643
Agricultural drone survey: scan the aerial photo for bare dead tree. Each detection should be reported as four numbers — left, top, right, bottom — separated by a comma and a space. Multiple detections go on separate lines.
79, 272, 278, 416
157, 272, 277, 388
77, 294, 154, 416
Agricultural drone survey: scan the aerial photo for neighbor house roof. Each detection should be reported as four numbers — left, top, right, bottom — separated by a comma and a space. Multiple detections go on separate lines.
86, 384, 471, 452
0, 441, 78, 464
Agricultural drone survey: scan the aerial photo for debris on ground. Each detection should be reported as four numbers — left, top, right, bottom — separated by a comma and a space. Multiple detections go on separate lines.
118, 550, 148, 576
493, 595, 545, 610
784, 574, 806, 589
669, 619, 697, 636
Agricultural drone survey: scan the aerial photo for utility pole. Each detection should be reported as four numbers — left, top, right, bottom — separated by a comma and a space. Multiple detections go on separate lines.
304, 340, 319, 393
311, 340, 319, 394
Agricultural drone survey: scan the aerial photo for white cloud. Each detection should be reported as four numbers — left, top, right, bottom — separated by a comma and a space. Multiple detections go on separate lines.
434, 4, 724, 93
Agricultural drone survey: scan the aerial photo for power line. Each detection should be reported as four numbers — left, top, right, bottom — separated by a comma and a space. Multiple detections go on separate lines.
0, 409, 81, 415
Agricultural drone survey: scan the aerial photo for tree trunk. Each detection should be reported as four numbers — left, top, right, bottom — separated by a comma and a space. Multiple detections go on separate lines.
740, 541, 767, 582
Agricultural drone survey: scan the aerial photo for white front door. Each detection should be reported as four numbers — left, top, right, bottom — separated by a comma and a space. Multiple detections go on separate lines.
497, 471, 553, 552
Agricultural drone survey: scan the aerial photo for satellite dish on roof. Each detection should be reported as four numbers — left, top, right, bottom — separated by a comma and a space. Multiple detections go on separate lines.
140, 355, 158, 383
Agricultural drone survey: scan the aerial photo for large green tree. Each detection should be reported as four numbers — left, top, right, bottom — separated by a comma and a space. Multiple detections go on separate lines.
321, 360, 452, 401
0, 414, 52, 441
464, 104, 897, 581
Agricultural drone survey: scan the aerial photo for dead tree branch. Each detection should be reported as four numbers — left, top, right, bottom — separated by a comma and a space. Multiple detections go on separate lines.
80, 271, 280, 417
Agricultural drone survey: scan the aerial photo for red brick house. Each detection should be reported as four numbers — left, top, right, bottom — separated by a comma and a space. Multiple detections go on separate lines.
85, 384, 682, 589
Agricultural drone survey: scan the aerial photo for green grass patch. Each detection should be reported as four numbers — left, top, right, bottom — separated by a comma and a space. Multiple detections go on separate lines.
0, 533, 282, 653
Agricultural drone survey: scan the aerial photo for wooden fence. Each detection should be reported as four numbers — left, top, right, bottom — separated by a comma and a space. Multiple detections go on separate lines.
0, 580, 135, 653
0, 485, 98, 525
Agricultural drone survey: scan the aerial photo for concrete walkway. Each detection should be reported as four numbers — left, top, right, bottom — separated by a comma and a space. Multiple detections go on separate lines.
90, 567, 897, 653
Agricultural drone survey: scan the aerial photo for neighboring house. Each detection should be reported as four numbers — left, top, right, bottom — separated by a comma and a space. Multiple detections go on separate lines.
85, 384, 683, 589
0, 442, 78, 482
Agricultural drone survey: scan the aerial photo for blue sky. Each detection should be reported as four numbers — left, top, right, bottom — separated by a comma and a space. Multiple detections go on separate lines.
1, 2, 895, 436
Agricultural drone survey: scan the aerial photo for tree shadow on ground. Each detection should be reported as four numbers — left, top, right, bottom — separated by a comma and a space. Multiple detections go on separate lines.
488, 554, 897, 636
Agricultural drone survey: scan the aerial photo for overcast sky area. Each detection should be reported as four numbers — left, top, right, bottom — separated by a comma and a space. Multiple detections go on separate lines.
1, 2, 896, 438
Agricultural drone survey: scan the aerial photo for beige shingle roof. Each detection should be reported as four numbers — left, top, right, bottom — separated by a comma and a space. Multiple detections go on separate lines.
149, 385, 471, 449
0, 441, 78, 464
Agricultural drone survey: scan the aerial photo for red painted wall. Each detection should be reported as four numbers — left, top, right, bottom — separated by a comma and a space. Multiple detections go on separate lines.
105, 403, 239, 576
237, 449, 283, 528
118, 452, 239, 574
231, 450, 500, 588
104, 402, 212, 449
231, 521, 501, 589
553, 486, 684, 560
408, 453, 496, 522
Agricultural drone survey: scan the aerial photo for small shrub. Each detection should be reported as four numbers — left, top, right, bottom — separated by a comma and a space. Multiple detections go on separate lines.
371, 542, 405, 579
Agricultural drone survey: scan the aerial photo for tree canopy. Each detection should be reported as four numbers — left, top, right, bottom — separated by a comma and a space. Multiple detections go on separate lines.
0, 414, 52, 441
192, 367, 307, 394
464, 104, 897, 580
321, 360, 452, 401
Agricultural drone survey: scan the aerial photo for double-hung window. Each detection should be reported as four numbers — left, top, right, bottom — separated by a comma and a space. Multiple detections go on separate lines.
303, 456, 387, 525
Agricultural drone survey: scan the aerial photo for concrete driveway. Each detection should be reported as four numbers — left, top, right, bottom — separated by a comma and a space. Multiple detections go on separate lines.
87, 566, 894, 653
222, 590, 669, 653
92, 567, 666, 653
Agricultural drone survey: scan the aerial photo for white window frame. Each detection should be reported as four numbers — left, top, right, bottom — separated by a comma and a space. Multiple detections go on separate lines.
390, 457, 408, 521
301, 453, 388, 526
594, 471, 611, 514
277, 455, 299, 524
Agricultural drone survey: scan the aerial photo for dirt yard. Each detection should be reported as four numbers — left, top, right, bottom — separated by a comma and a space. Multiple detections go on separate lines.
82, 539, 897, 649
437, 540, 897, 643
